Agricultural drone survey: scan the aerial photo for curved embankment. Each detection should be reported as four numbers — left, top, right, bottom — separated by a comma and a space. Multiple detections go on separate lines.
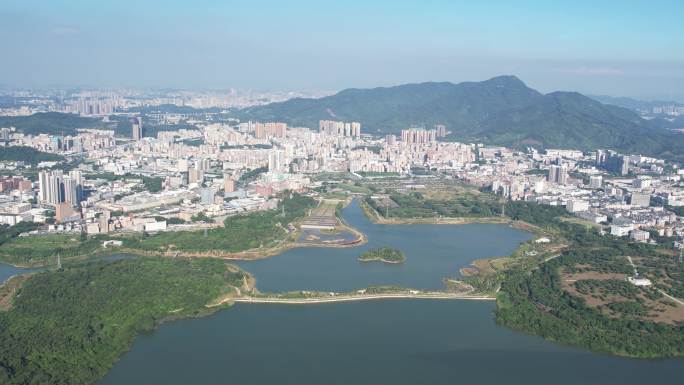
230, 293, 494, 305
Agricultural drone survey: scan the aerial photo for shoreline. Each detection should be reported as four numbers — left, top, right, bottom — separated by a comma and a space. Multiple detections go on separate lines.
232, 293, 495, 305
359, 199, 508, 225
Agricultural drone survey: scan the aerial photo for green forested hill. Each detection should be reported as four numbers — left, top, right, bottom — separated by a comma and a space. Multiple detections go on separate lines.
0, 112, 105, 136
237, 76, 684, 160
238, 76, 543, 135
471, 92, 682, 153
0, 146, 64, 164
0, 257, 247, 385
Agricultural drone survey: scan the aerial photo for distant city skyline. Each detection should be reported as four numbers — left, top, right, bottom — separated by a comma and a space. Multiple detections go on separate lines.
2, 0, 683, 101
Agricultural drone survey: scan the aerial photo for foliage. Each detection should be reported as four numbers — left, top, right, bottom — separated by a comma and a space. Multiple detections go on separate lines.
496, 256, 684, 357
366, 190, 501, 218
237, 76, 684, 161
0, 233, 108, 266
0, 112, 105, 136
0, 146, 64, 164
0, 222, 41, 251
238, 76, 540, 135
123, 192, 315, 253
141, 176, 163, 193
495, 201, 684, 357
0, 257, 246, 385
666, 205, 684, 217
238, 166, 268, 183
191, 212, 214, 223
165, 217, 186, 225
359, 247, 406, 263
86, 172, 163, 193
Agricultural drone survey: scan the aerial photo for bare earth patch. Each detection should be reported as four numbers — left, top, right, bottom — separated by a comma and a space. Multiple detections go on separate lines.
559, 267, 684, 325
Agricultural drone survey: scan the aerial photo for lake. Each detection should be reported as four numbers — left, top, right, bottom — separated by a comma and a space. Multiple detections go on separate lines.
0, 262, 36, 284
100, 300, 683, 385
234, 200, 533, 292
3, 201, 680, 385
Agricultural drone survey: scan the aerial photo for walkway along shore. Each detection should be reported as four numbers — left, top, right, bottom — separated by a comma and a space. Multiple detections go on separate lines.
228, 293, 495, 305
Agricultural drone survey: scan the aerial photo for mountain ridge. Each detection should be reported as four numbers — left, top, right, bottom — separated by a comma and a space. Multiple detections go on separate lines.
237, 76, 684, 161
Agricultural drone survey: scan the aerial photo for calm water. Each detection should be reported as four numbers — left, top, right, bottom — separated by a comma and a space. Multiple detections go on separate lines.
100, 300, 684, 385
0, 262, 35, 284
235, 200, 533, 292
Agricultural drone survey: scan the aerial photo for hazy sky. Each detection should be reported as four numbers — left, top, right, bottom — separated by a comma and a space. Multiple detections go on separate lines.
2, 0, 683, 100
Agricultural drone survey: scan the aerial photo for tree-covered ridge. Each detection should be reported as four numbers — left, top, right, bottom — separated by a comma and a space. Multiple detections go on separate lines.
237, 75, 684, 161
497, 256, 684, 358
238, 76, 542, 135
0, 146, 64, 164
359, 247, 406, 263
495, 201, 684, 357
0, 257, 248, 385
0, 112, 104, 136
473, 91, 684, 161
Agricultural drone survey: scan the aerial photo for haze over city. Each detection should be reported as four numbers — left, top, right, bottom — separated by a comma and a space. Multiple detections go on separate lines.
1, 2, 684, 385
2, 0, 684, 101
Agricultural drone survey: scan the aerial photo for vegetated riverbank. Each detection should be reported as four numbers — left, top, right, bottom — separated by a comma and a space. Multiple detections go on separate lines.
0, 194, 367, 268
0, 257, 250, 385
496, 202, 684, 358
361, 193, 684, 358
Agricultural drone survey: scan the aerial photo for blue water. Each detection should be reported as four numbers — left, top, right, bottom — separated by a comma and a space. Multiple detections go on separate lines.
235, 199, 532, 292
100, 300, 684, 385
0, 262, 35, 284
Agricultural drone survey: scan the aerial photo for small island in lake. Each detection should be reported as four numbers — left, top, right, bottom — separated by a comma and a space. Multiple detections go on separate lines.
358, 247, 406, 264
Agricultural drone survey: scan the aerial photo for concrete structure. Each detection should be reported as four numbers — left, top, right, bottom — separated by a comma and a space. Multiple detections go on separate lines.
566, 199, 589, 213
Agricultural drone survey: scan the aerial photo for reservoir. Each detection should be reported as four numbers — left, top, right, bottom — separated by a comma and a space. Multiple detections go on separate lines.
100, 300, 684, 385
0, 263, 37, 284
97, 201, 684, 384
235, 200, 533, 292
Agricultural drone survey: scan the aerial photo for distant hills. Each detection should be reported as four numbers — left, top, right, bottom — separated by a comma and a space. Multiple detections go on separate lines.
589, 95, 684, 111
0, 146, 64, 164
239, 76, 541, 135
0, 112, 104, 136
238, 76, 684, 161
2, 78, 684, 162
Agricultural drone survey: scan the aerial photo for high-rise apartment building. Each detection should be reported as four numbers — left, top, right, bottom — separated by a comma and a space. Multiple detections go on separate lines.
596, 149, 628, 176
319, 120, 361, 137
268, 150, 284, 172
131, 117, 144, 140
401, 128, 436, 144
254, 122, 287, 139
38, 170, 84, 206
547, 164, 569, 185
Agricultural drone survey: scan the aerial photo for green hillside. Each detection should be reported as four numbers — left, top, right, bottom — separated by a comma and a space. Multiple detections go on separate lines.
0, 146, 64, 164
237, 76, 684, 160
238, 76, 543, 135
0, 112, 105, 136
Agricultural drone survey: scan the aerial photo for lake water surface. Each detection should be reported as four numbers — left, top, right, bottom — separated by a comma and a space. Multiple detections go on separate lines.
100, 300, 684, 385
234, 200, 533, 292
3, 202, 681, 385
0, 262, 35, 284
